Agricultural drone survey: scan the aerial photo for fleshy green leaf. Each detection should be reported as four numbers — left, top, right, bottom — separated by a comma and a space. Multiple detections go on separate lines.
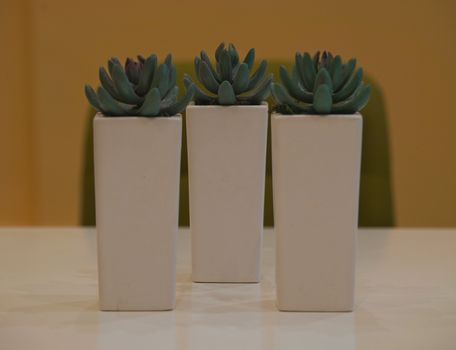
247, 59, 267, 90
334, 67, 363, 102
99, 67, 119, 99
243, 48, 255, 70
331, 55, 343, 90
291, 65, 311, 94
238, 74, 272, 104
157, 64, 170, 97
232, 63, 249, 94
271, 82, 294, 105
320, 51, 330, 69
97, 86, 129, 116
108, 57, 121, 77
312, 51, 320, 70
301, 52, 317, 91
111, 61, 142, 104
194, 56, 202, 82
228, 43, 239, 66
215, 42, 225, 62
84, 85, 102, 111
169, 65, 176, 91
138, 87, 161, 116
160, 86, 178, 110
201, 50, 221, 82
218, 80, 236, 105
199, 61, 220, 94
313, 68, 333, 92
164, 54, 172, 69
220, 51, 232, 82
313, 84, 332, 114
125, 58, 140, 84
136, 54, 157, 96
184, 74, 215, 104
163, 85, 194, 115
338, 58, 357, 91
279, 65, 313, 103
332, 84, 371, 114
271, 83, 313, 114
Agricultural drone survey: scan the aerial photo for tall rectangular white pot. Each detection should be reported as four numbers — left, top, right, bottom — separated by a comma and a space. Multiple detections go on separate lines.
94, 113, 182, 311
186, 104, 268, 283
272, 113, 362, 311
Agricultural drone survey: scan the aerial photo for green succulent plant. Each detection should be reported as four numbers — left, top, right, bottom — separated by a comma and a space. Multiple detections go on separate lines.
85, 54, 194, 117
185, 42, 272, 105
271, 51, 371, 114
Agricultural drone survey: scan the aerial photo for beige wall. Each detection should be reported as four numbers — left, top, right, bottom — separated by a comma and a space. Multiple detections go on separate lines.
0, 1, 34, 224
1, 0, 455, 226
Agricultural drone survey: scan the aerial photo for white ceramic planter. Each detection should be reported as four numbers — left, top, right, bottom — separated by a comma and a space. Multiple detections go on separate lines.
94, 113, 182, 311
272, 113, 362, 311
186, 104, 268, 283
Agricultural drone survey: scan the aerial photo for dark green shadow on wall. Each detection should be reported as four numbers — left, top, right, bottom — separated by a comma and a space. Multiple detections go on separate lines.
81, 61, 394, 227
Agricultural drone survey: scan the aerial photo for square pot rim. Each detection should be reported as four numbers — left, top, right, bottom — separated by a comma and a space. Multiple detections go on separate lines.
271, 112, 361, 120
186, 101, 268, 110
94, 112, 182, 121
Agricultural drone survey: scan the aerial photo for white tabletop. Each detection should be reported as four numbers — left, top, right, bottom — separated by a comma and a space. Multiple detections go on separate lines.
0, 228, 455, 350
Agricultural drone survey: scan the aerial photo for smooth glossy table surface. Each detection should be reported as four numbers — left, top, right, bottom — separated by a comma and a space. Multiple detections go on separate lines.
0, 228, 455, 350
